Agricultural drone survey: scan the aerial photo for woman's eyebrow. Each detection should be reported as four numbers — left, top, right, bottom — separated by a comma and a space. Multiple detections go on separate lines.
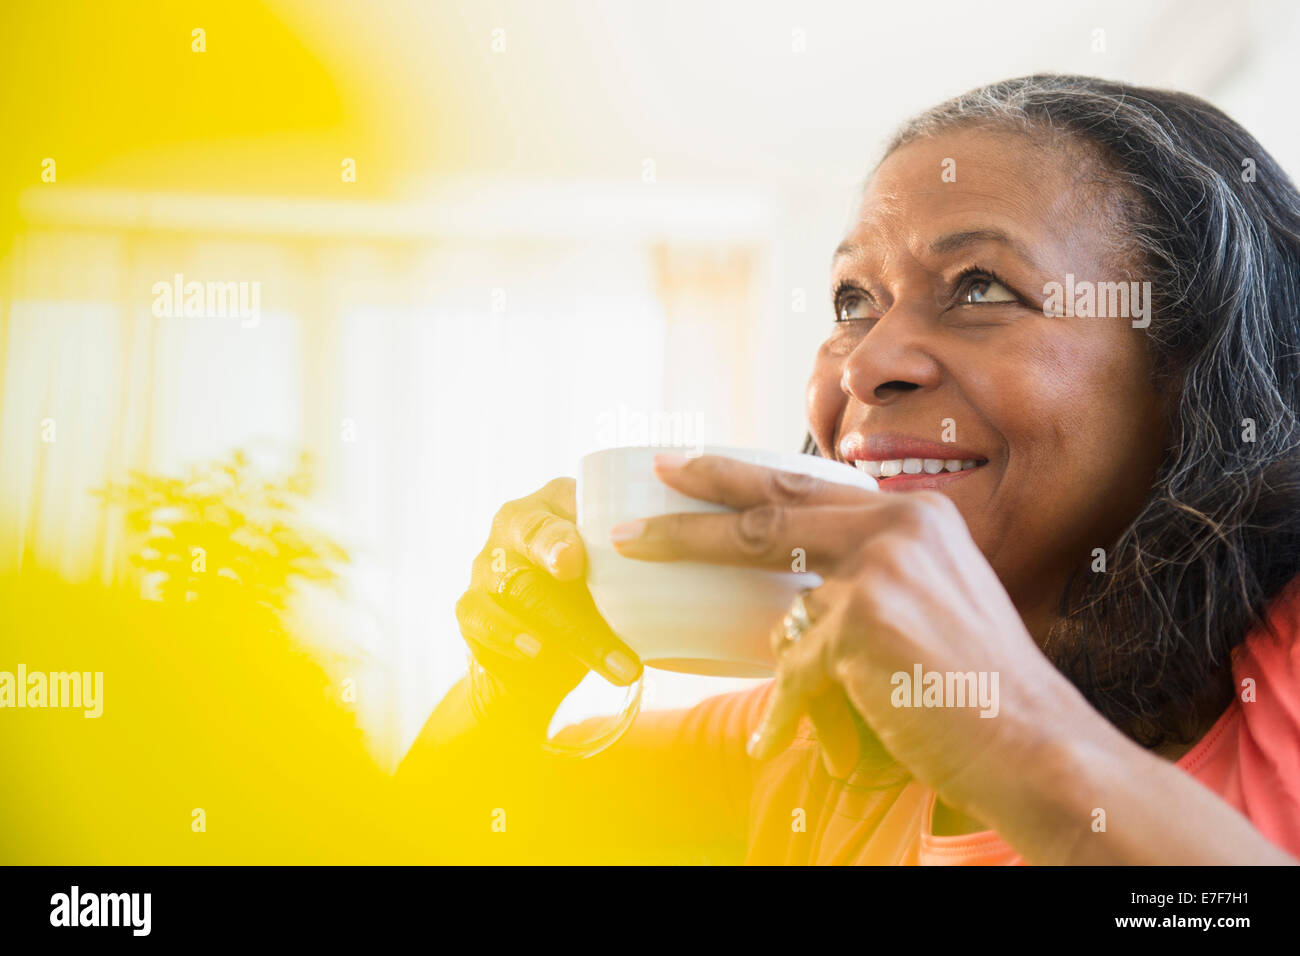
927, 228, 1045, 271
832, 229, 1046, 272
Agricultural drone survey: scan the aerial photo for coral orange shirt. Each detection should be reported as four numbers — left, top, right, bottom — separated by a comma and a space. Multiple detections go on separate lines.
615, 579, 1300, 864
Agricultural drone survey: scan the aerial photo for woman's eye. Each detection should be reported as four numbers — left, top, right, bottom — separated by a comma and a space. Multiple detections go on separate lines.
962, 277, 1017, 304
837, 296, 871, 321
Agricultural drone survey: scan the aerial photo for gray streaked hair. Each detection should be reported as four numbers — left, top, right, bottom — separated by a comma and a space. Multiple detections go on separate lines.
815, 74, 1300, 748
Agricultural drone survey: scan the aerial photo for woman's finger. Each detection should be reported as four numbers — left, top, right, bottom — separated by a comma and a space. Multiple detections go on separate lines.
470, 551, 634, 680
652, 453, 875, 510
491, 565, 642, 686
455, 587, 552, 663
489, 477, 582, 581
457, 588, 586, 712
530, 475, 579, 520
747, 625, 835, 760
458, 587, 625, 707
611, 502, 899, 570
807, 688, 861, 780
507, 510, 585, 581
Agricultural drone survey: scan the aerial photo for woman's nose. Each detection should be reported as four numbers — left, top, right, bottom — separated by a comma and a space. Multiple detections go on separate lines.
840, 307, 943, 406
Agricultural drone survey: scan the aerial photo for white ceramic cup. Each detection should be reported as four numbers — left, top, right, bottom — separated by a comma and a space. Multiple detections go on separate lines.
577, 445, 878, 678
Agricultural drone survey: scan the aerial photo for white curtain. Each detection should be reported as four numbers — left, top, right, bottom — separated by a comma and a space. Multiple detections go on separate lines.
0, 211, 769, 767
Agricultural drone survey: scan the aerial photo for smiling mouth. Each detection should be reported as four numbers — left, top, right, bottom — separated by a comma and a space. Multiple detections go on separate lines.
854, 458, 987, 480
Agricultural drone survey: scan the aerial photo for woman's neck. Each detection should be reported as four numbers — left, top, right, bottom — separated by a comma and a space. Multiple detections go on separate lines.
1151, 712, 1221, 761
1018, 600, 1060, 648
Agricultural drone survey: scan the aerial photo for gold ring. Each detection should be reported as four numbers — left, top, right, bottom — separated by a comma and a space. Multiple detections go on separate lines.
495, 565, 532, 599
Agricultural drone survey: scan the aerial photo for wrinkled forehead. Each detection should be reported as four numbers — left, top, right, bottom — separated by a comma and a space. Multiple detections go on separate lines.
836, 126, 1128, 273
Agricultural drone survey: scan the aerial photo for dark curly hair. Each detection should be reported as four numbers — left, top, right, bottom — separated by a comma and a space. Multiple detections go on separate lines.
806, 74, 1300, 750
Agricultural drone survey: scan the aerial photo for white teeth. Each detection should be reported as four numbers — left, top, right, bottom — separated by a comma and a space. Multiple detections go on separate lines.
857, 457, 984, 477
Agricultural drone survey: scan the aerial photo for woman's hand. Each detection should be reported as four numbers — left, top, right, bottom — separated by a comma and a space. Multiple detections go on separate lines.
609, 453, 1090, 816
457, 478, 642, 726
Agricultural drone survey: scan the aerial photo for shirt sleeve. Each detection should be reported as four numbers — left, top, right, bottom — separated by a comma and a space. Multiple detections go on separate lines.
1218, 577, 1300, 856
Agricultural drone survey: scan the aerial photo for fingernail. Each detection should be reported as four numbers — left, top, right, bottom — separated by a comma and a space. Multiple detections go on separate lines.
547, 541, 573, 573
654, 452, 688, 470
603, 649, 638, 682
609, 520, 645, 543
513, 633, 542, 658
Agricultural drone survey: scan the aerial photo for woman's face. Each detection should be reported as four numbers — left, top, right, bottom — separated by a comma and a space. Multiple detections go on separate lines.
808, 126, 1167, 631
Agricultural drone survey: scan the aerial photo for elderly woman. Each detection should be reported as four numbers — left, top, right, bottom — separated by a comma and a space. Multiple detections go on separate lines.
398, 74, 1300, 864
